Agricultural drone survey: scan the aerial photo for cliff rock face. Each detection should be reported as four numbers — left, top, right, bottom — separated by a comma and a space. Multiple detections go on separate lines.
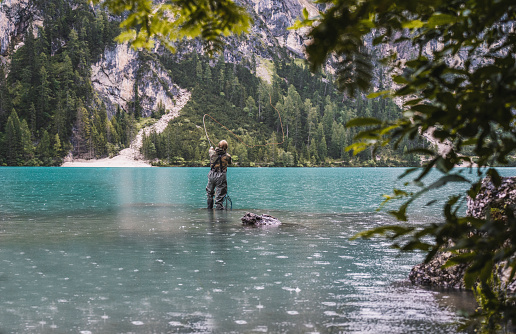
466, 177, 516, 220
0, 0, 38, 58
0, 0, 318, 120
91, 44, 180, 117
3, 0, 501, 116
88, 0, 315, 116
246, 0, 316, 57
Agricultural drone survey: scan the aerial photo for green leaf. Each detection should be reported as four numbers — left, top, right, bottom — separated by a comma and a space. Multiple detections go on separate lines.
346, 117, 382, 127
393, 188, 409, 197
388, 202, 409, 221
392, 76, 409, 84
444, 253, 475, 267
398, 167, 420, 179
427, 174, 469, 191
115, 30, 137, 42
427, 14, 457, 28
345, 142, 369, 154
464, 270, 477, 289
402, 19, 424, 29
366, 90, 391, 99
351, 225, 415, 240
303, 8, 309, 20
486, 168, 501, 187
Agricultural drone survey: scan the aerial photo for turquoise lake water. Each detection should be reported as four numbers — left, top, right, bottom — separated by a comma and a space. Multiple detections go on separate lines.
1, 167, 515, 333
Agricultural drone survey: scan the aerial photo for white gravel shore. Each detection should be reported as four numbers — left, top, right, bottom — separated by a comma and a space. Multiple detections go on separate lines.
62, 89, 191, 168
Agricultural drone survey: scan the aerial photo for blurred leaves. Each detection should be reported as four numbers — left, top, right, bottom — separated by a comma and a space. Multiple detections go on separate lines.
90, 0, 252, 54
294, 0, 516, 330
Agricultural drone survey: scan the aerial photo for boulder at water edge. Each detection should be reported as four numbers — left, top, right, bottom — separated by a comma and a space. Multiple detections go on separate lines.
241, 212, 281, 226
409, 176, 516, 295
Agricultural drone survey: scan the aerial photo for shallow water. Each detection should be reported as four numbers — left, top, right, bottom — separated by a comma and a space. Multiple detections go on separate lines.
1, 167, 514, 333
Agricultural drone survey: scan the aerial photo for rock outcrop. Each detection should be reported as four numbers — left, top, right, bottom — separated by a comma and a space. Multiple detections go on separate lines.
466, 177, 516, 220
409, 177, 516, 295
409, 248, 467, 289
247, 0, 316, 57
91, 45, 181, 117
0, 0, 39, 58
241, 212, 282, 226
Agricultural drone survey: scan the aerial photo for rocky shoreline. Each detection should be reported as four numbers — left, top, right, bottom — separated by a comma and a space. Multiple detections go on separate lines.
409, 176, 516, 295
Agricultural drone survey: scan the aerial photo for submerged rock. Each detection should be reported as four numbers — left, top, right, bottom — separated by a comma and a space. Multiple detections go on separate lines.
241, 212, 281, 226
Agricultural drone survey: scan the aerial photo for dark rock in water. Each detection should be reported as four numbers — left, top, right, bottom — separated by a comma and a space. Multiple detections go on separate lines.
241, 212, 281, 226
408, 248, 467, 289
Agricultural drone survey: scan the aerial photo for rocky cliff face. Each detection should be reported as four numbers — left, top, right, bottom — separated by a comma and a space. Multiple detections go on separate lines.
0, 0, 317, 117
91, 44, 180, 117
0, 0, 39, 59
1, 0, 484, 116
88, 0, 315, 115
246, 0, 316, 57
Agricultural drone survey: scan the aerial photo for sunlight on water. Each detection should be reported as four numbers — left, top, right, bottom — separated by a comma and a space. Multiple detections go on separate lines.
1, 167, 515, 333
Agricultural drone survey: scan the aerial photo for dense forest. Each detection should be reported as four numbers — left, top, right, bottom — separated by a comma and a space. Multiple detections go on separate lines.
0, 0, 426, 167
141, 53, 425, 167
0, 0, 136, 166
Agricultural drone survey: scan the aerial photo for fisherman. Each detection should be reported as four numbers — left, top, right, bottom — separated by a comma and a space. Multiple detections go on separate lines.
206, 140, 232, 210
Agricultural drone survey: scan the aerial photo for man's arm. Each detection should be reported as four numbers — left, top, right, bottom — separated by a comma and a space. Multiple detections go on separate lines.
209, 147, 216, 159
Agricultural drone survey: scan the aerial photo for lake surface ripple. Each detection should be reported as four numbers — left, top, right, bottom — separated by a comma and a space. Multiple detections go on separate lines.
2, 167, 514, 333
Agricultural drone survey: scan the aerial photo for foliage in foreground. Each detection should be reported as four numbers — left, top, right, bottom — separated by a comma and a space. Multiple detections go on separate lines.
90, 0, 252, 54
295, 0, 516, 331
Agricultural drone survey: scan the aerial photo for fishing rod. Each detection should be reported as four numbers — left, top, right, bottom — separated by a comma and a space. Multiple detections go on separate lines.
203, 93, 283, 211
202, 92, 285, 148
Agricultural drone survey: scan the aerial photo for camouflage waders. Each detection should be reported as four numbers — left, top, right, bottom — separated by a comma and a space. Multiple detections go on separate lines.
206, 170, 227, 210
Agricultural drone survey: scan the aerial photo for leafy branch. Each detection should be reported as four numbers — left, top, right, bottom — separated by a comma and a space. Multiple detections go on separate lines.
295, 0, 516, 330
90, 0, 252, 54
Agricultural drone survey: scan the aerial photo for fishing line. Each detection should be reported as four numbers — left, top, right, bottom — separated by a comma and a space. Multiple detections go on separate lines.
203, 93, 285, 148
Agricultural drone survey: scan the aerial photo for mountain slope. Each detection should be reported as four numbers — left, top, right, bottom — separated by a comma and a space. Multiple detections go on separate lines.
0, 0, 429, 167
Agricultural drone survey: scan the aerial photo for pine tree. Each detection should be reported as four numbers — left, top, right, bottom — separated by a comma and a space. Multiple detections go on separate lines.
29, 103, 37, 139
315, 123, 327, 161
0, 65, 11, 120
37, 130, 51, 161
196, 61, 203, 83
244, 96, 257, 118
133, 82, 142, 119
204, 65, 212, 86
5, 110, 22, 165
74, 101, 91, 157
54, 133, 62, 158
20, 119, 33, 160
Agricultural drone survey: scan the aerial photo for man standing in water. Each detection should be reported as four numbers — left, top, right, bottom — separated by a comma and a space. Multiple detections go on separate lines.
206, 140, 232, 210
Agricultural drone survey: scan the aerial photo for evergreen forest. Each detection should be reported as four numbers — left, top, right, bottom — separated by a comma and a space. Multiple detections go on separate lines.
0, 0, 136, 166
0, 0, 426, 167
142, 53, 425, 167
